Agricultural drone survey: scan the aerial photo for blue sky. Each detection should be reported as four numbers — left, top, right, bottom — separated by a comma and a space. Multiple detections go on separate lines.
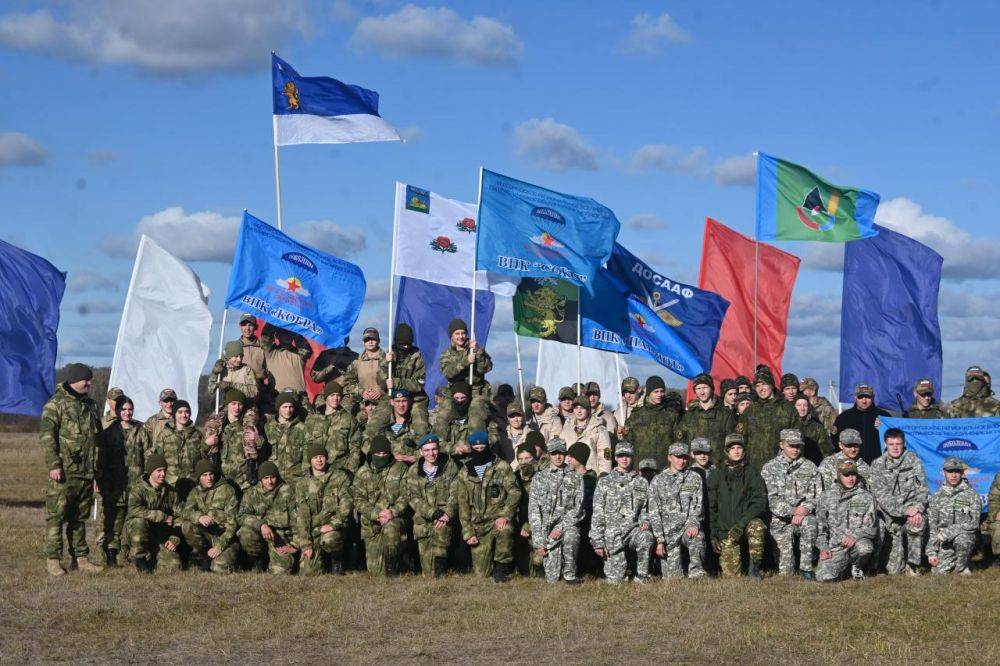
2, 1, 999, 402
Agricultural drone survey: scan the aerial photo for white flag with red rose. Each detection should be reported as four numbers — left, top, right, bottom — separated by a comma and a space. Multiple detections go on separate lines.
392, 182, 516, 295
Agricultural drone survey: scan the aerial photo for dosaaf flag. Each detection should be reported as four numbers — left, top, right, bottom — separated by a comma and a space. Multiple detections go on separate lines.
756, 152, 880, 242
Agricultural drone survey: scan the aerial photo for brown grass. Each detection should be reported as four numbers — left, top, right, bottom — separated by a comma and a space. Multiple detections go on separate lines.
1, 431, 998, 664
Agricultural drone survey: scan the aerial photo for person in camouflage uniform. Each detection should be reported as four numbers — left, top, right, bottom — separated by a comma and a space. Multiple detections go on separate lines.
623, 376, 679, 469
379, 323, 429, 424
153, 399, 206, 501
453, 431, 521, 582
927, 457, 981, 575
740, 365, 797, 472
947, 366, 1000, 417
364, 388, 429, 465
648, 443, 706, 578
143, 388, 177, 447
353, 436, 410, 576
904, 378, 950, 418
181, 459, 239, 573
707, 434, 767, 579
514, 443, 541, 575
41, 363, 104, 575
439, 318, 494, 399
96, 395, 151, 566
818, 428, 872, 491
436, 382, 499, 463
816, 460, 878, 582
987, 472, 1000, 564
792, 394, 834, 466
679, 373, 734, 461
404, 434, 460, 577
295, 443, 354, 575
303, 381, 362, 473
689, 437, 717, 573
125, 453, 182, 573
526, 386, 562, 443
217, 389, 268, 491
761, 430, 821, 578
720, 379, 737, 411
341, 327, 387, 411
528, 438, 585, 584
616, 377, 645, 439
236, 461, 297, 573
800, 378, 837, 434
265, 392, 307, 482
590, 442, 655, 583
233, 313, 269, 384
870, 428, 928, 576
101, 387, 124, 429
583, 382, 618, 435
310, 336, 357, 392
780, 373, 800, 403
260, 323, 312, 394
500, 402, 529, 466
559, 396, 613, 475
208, 340, 260, 404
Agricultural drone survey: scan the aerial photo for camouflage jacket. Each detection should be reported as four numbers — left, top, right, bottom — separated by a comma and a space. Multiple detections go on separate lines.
811, 396, 838, 433
815, 483, 878, 551
927, 479, 982, 554
527, 464, 585, 549
903, 400, 950, 419
97, 419, 151, 492
438, 344, 493, 392
624, 402, 681, 469
237, 481, 296, 541
590, 468, 650, 554
438, 409, 500, 461
364, 413, 428, 459
453, 456, 521, 539
647, 468, 703, 546
264, 416, 307, 481
740, 397, 798, 472
310, 345, 357, 385
353, 460, 410, 537
293, 468, 354, 549
154, 421, 206, 487
207, 362, 259, 399
760, 454, 821, 518
559, 415, 613, 475
233, 335, 268, 380
947, 394, 1000, 418
40, 383, 101, 478
182, 479, 239, 549
818, 452, 872, 492
220, 418, 269, 489
404, 456, 461, 539
342, 349, 387, 398
796, 415, 834, 465
377, 348, 427, 398
990, 473, 1000, 523
126, 479, 181, 545
303, 408, 361, 473
869, 450, 929, 519
679, 400, 734, 457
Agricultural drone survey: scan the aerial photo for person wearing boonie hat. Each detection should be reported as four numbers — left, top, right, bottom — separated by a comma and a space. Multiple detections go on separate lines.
143, 387, 178, 445
760, 429, 821, 579
527, 435, 585, 584
832, 382, 890, 465
403, 432, 460, 578
559, 391, 613, 475
815, 459, 878, 582
236, 460, 297, 574
296, 441, 353, 575
648, 441, 707, 579
926, 456, 981, 576
126, 452, 183, 574
903, 378, 950, 419
818, 428, 872, 491
681, 373, 734, 459
303, 381, 360, 474
181, 458, 239, 574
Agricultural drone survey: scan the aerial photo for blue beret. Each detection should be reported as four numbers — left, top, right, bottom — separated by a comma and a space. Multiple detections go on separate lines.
418, 433, 441, 447
467, 430, 489, 446
390, 388, 410, 399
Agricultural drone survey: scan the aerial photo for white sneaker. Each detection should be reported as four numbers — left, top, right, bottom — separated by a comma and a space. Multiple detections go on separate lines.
958, 568, 972, 577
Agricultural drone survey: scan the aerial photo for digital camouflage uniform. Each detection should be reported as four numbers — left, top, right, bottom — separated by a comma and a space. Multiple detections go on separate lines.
96, 420, 151, 556
647, 467, 706, 578
679, 401, 734, 462
740, 397, 797, 472
870, 450, 928, 573
237, 479, 297, 574
125, 477, 182, 571
265, 416, 307, 481
181, 478, 240, 573
405, 455, 461, 575
294, 467, 354, 575
591, 468, 655, 582
927, 478, 981, 574
528, 463, 586, 582
761, 454, 821, 574
815, 481, 878, 582
303, 406, 363, 473
706, 460, 768, 577
154, 421, 205, 500
625, 402, 681, 470
353, 460, 410, 575
453, 455, 521, 576
818, 452, 872, 491
40, 383, 101, 561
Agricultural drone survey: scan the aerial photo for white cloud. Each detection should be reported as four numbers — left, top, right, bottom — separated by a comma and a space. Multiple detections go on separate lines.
0, 132, 48, 166
788, 293, 841, 338
331, 0, 361, 23
365, 278, 391, 302
87, 149, 119, 165
0, 1, 309, 75
74, 299, 120, 315
399, 126, 424, 142
618, 12, 691, 55
352, 4, 522, 66
67, 270, 120, 293
627, 144, 705, 174
288, 220, 366, 257
711, 153, 756, 187
626, 213, 667, 230
514, 118, 598, 172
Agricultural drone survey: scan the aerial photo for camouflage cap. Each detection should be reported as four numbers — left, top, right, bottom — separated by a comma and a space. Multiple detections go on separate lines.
837, 460, 859, 476
966, 366, 986, 381
223, 340, 244, 358
668, 442, 690, 457
800, 377, 819, 391
362, 327, 380, 341
780, 429, 804, 446
506, 401, 524, 416
159, 388, 177, 401
914, 378, 935, 396
724, 433, 745, 448
615, 441, 635, 457
558, 386, 576, 400
584, 381, 601, 396
780, 373, 800, 389
638, 458, 658, 471
690, 437, 713, 454
621, 377, 641, 393
546, 437, 567, 454
572, 396, 590, 409
306, 442, 327, 460
527, 386, 547, 402
854, 383, 874, 398
106, 387, 124, 401
239, 313, 257, 325
839, 428, 862, 445
942, 456, 967, 472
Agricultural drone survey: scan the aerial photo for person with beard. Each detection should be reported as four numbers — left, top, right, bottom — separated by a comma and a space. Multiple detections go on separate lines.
792, 393, 834, 465
833, 383, 891, 464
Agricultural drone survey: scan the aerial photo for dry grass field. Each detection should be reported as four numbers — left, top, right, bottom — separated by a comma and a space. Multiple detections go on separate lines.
1, 430, 998, 664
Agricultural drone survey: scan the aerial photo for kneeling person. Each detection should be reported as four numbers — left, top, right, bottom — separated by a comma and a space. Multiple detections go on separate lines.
928, 457, 981, 575
648, 443, 706, 579
816, 461, 877, 582
181, 460, 239, 573
237, 461, 298, 573
294, 443, 354, 575
528, 438, 585, 583
125, 453, 182, 573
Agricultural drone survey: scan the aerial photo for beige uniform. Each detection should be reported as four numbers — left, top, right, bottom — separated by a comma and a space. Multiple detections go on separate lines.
560, 416, 613, 475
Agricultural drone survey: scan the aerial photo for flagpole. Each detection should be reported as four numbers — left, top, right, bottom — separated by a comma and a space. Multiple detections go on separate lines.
753, 239, 759, 370
514, 330, 526, 411
614, 352, 624, 425
469, 167, 484, 384
272, 117, 284, 230
388, 183, 402, 382
576, 285, 582, 391
214, 308, 228, 413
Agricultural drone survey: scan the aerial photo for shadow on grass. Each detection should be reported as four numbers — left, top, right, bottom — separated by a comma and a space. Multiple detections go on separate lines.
0, 498, 44, 508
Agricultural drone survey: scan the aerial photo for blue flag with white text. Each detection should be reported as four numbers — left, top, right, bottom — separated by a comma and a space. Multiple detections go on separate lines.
225, 212, 366, 348
0, 239, 66, 415
476, 169, 620, 292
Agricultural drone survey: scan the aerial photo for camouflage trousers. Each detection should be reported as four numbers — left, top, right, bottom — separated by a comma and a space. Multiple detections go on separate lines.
660, 531, 707, 579
718, 518, 766, 577
98, 490, 127, 555
125, 518, 183, 571
769, 516, 817, 574
988, 520, 1000, 556
180, 522, 238, 573
415, 522, 453, 575
236, 526, 296, 574
882, 516, 926, 574
44, 476, 93, 559
930, 532, 976, 574
299, 528, 347, 575
601, 528, 655, 583
539, 526, 581, 582
816, 539, 874, 581
363, 519, 404, 576
469, 523, 515, 576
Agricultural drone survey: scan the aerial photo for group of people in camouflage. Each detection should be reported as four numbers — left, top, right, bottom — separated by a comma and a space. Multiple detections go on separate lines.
40, 317, 1000, 583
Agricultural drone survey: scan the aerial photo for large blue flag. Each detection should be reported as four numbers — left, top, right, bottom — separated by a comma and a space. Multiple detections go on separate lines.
879, 417, 999, 505
476, 169, 620, 292
396, 276, 495, 408
582, 244, 729, 378
840, 225, 943, 406
0, 239, 66, 415
225, 212, 366, 348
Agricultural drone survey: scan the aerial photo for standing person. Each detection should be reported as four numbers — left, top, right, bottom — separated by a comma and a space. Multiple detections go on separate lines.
217, 390, 267, 491
647, 443, 706, 579
261, 323, 312, 393
353, 436, 409, 576
615, 377, 645, 439
947, 366, 1000, 417
556, 387, 576, 424
380, 323, 429, 423
525, 386, 561, 442
833, 383, 890, 464
208, 341, 260, 405
800, 378, 837, 434
438, 318, 493, 399
125, 453, 183, 574
342, 327, 387, 411
792, 394, 834, 466
761, 430, 821, 579
453, 431, 521, 582
153, 399, 205, 501
560, 396, 613, 475
624, 376, 681, 469
815, 461, 878, 582
294, 443, 354, 575
987, 472, 1000, 566
405, 434, 460, 577
927, 457, 981, 576
236, 461, 298, 574
870, 428, 928, 576
181, 460, 239, 574
740, 365, 797, 472
818, 429, 872, 491
265, 393, 307, 482
780, 373, 800, 403
904, 379, 950, 418
310, 336, 357, 392
584, 382, 618, 434
500, 402, 529, 465
41, 363, 104, 576
679, 373, 734, 459
101, 387, 124, 429
303, 382, 362, 473
720, 379, 737, 411
514, 443, 541, 576
707, 433, 768, 580
528, 438, 585, 584
233, 313, 268, 383
143, 388, 177, 446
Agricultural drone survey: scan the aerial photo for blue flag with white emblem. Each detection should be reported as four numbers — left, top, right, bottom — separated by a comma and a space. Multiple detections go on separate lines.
225, 212, 366, 347
582, 244, 729, 379
475, 169, 620, 292
272, 53, 400, 146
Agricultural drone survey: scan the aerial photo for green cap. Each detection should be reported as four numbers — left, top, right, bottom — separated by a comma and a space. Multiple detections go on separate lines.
194, 459, 216, 478
306, 443, 327, 461
258, 461, 279, 479
144, 453, 167, 475
224, 340, 244, 358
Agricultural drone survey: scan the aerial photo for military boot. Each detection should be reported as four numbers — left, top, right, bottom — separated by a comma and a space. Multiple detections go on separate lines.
330, 559, 345, 575
747, 560, 762, 581
190, 551, 212, 572
135, 556, 154, 574
251, 557, 267, 573
73, 556, 105, 573
492, 561, 511, 583
433, 557, 447, 578
104, 547, 119, 568
385, 557, 400, 578
46, 558, 66, 577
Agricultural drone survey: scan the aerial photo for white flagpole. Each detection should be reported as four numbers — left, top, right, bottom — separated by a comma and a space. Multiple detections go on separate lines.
214, 308, 228, 413
272, 117, 284, 230
469, 167, 484, 384
614, 352, 624, 424
576, 285, 582, 391
514, 330, 526, 411
388, 183, 402, 382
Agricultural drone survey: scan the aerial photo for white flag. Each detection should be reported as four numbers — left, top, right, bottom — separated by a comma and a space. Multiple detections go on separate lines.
535, 338, 628, 410
392, 182, 516, 295
109, 236, 213, 422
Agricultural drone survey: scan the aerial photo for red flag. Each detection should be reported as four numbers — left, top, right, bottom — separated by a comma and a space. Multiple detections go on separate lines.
696, 218, 800, 393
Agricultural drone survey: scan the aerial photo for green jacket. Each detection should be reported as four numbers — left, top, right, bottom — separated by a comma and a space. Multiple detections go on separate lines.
796, 412, 834, 466
453, 456, 521, 540
97, 419, 151, 493
678, 400, 734, 458
303, 407, 362, 473
989, 473, 1000, 524
126, 479, 181, 546
903, 400, 951, 419
378, 347, 427, 399
404, 456, 461, 539
625, 402, 681, 468
364, 413, 428, 458
220, 418, 269, 489
293, 468, 354, 549
706, 460, 767, 541
182, 479, 239, 549
353, 460, 410, 538
40, 383, 101, 478
740, 397, 797, 471
438, 344, 493, 393
154, 421, 206, 487
264, 416, 307, 481
238, 481, 296, 542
